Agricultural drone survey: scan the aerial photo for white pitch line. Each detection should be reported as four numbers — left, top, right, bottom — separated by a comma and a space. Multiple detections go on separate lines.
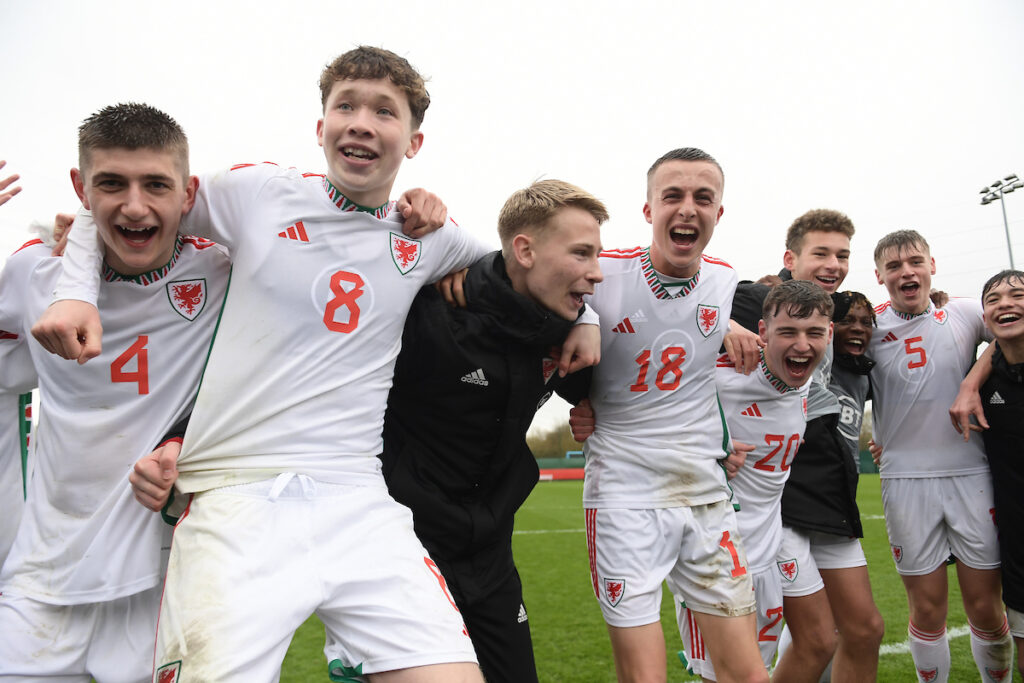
513, 528, 586, 535
862, 514, 886, 520
879, 625, 971, 656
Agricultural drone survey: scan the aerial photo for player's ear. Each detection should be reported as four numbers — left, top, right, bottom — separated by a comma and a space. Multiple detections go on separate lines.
316, 118, 325, 148
875, 268, 883, 286
828, 321, 834, 343
929, 257, 936, 275
642, 202, 653, 224
181, 175, 199, 214
405, 130, 424, 159
783, 249, 797, 273
758, 319, 768, 344
715, 204, 724, 223
70, 168, 89, 209
511, 233, 534, 269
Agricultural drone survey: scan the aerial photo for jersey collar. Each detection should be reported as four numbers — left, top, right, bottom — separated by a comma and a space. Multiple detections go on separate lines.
640, 248, 700, 300
760, 350, 800, 394
102, 236, 184, 285
892, 303, 932, 321
322, 177, 395, 219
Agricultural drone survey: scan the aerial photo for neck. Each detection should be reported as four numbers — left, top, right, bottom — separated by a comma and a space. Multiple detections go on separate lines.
1000, 339, 1024, 365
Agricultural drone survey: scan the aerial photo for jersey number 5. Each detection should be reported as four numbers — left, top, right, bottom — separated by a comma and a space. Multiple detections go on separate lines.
904, 336, 927, 369
323, 270, 364, 334
111, 335, 149, 395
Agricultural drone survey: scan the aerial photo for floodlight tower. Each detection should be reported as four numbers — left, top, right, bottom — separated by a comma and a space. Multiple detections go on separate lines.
980, 173, 1023, 269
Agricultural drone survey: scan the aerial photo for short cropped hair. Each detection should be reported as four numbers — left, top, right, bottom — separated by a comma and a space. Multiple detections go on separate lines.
319, 46, 430, 128
784, 209, 855, 254
78, 103, 189, 177
646, 147, 724, 187
873, 229, 930, 265
497, 180, 608, 252
835, 290, 877, 326
763, 279, 835, 322
982, 269, 1024, 300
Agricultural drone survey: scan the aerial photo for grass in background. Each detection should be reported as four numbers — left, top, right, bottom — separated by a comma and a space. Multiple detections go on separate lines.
282, 475, 1019, 682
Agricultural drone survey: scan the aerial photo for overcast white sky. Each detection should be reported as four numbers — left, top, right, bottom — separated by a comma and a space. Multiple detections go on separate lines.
2, 0, 1022, 433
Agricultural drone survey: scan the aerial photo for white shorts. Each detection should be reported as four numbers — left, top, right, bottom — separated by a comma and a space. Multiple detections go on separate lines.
677, 566, 782, 680
153, 475, 477, 683
805, 530, 867, 570
881, 474, 1000, 575
0, 585, 160, 683
1009, 607, 1024, 639
585, 500, 755, 628
776, 525, 825, 598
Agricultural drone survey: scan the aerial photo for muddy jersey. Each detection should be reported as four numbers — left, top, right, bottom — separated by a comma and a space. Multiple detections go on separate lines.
0, 236, 229, 603
870, 299, 990, 479
58, 163, 488, 492
582, 247, 736, 508
718, 355, 809, 571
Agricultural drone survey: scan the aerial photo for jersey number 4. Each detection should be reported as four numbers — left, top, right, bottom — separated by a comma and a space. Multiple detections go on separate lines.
630, 347, 687, 392
111, 335, 149, 395
323, 270, 364, 334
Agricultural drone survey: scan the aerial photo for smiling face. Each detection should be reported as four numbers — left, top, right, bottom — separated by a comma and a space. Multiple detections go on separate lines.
643, 160, 724, 279
875, 242, 935, 315
983, 276, 1024, 361
759, 307, 832, 388
510, 206, 604, 320
71, 147, 196, 275
784, 230, 850, 294
317, 77, 423, 208
833, 301, 873, 356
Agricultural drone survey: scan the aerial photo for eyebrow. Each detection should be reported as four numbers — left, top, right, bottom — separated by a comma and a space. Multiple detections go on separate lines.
92, 171, 175, 181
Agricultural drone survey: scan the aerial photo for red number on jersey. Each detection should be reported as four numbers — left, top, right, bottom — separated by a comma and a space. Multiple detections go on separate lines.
719, 530, 747, 578
754, 433, 801, 472
758, 606, 785, 642
630, 350, 651, 392
323, 270, 365, 333
904, 336, 927, 369
630, 346, 687, 392
655, 346, 686, 390
111, 335, 149, 395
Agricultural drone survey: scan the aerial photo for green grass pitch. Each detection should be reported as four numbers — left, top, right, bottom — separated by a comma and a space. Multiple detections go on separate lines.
281, 474, 1020, 682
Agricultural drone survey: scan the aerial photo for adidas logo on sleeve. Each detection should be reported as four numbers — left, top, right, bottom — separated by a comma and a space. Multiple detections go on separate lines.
989, 392, 1005, 405
460, 369, 489, 386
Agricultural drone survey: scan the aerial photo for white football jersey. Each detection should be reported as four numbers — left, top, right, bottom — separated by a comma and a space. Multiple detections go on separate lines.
58, 163, 488, 492
0, 340, 35, 572
582, 247, 737, 508
0, 236, 230, 604
870, 299, 990, 479
717, 355, 809, 572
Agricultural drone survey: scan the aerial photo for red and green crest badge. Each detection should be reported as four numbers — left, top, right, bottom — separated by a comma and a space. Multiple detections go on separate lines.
390, 232, 421, 275
156, 660, 181, 683
777, 558, 799, 582
604, 578, 625, 607
932, 309, 948, 325
696, 304, 720, 337
166, 279, 207, 321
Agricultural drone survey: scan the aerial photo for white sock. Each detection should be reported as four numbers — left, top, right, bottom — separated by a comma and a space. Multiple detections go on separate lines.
908, 621, 950, 683
969, 617, 1013, 682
